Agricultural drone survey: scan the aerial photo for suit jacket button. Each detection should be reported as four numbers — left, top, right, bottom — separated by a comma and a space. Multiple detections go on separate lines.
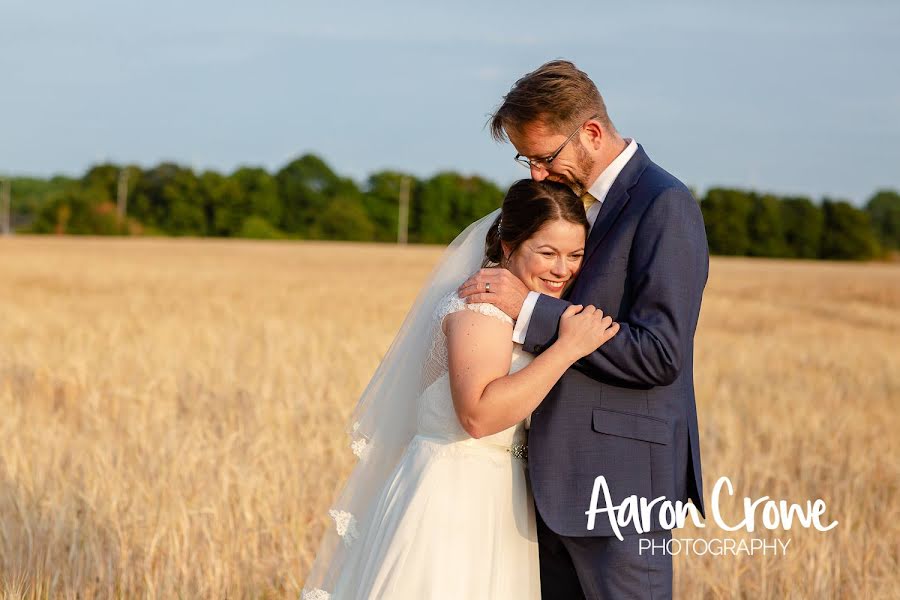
533, 344, 542, 352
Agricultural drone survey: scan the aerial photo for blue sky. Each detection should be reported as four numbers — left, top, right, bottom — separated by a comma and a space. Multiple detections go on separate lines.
2, 1, 898, 204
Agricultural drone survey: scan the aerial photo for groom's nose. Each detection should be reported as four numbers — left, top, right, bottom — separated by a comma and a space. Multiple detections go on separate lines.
530, 164, 548, 181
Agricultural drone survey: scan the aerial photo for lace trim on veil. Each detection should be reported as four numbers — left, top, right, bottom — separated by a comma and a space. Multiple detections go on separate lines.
300, 209, 503, 600
304, 292, 514, 599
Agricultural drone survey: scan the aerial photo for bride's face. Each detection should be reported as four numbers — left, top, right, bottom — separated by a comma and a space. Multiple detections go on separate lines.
502, 219, 586, 298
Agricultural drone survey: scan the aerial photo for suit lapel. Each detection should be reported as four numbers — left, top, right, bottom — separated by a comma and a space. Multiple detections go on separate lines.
582, 145, 650, 267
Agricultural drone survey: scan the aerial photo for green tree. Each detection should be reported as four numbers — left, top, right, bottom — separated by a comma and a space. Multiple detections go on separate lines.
231, 167, 282, 226
9, 175, 78, 231
30, 185, 125, 235
700, 188, 754, 255
820, 200, 880, 260
780, 196, 824, 259
238, 215, 283, 239
131, 163, 205, 235
866, 189, 900, 251
363, 171, 411, 242
276, 154, 361, 236
81, 163, 143, 212
11, 155, 895, 264
82, 163, 120, 199
413, 173, 502, 244
315, 197, 376, 241
199, 170, 247, 236
449, 175, 505, 230
747, 194, 787, 257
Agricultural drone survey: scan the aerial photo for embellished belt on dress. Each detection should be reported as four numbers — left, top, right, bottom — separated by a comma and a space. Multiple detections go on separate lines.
506, 443, 528, 460
413, 434, 528, 461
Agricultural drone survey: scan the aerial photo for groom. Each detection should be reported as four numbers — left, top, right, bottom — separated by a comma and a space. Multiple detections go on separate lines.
459, 61, 708, 599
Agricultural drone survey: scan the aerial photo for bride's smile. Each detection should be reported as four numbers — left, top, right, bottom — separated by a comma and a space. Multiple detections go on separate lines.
501, 219, 586, 298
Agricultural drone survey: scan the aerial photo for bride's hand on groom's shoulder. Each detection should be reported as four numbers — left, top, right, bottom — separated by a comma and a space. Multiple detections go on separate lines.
457, 269, 528, 319
557, 304, 619, 362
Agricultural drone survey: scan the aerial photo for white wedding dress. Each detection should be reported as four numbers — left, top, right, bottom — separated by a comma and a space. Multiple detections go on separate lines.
311, 292, 541, 599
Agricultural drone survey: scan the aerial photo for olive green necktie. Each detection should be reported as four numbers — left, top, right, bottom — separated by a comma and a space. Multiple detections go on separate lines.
581, 191, 598, 212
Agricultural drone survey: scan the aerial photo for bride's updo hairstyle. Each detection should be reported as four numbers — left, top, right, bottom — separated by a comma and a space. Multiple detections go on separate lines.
483, 179, 589, 267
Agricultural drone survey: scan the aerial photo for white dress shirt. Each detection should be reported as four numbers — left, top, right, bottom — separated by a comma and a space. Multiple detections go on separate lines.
511, 138, 638, 344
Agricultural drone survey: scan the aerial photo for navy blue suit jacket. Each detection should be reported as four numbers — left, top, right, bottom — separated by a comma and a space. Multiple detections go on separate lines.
525, 144, 708, 537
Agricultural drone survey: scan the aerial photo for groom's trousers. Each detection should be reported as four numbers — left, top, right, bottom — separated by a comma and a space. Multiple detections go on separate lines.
536, 504, 672, 600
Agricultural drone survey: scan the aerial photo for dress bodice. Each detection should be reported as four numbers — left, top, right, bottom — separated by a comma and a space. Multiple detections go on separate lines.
416, 293, 534, 448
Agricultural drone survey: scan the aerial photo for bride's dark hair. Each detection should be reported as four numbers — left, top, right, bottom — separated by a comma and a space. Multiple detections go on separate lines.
483, 179, 589, 267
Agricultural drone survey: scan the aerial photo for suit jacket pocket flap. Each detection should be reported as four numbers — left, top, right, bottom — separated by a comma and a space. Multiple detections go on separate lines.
592, 408, 669, 445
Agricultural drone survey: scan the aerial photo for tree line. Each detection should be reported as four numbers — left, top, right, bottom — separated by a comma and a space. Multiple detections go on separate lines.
4, 153, 898, 260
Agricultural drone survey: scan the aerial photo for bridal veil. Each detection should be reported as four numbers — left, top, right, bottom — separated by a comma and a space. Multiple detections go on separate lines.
301, 208, 501, 599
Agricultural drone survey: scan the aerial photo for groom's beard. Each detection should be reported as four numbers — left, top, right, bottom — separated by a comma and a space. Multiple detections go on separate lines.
550, 143, 595, 197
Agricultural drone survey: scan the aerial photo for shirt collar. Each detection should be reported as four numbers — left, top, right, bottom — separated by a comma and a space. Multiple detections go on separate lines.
586, 138, 638, 205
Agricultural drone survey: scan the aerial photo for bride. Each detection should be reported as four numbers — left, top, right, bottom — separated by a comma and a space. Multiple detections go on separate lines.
302, 179, 619, 599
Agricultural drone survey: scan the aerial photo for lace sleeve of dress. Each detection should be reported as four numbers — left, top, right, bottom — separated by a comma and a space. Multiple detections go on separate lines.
425, 293, 515, 388
463, 301, 514, 326
435, 292, 514, 328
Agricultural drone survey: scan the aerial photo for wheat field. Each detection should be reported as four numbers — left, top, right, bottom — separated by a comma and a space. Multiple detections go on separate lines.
0, 235, 898, 599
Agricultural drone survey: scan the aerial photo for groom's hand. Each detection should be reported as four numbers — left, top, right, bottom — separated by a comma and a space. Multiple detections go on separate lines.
457, 269, 528, 320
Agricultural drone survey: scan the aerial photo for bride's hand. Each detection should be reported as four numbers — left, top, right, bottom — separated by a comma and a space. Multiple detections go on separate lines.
556, 304, 619, 362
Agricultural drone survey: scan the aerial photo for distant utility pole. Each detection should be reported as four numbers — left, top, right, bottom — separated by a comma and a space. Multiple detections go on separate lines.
117, 168, 129, 224
397, 176, 410, 245
0, 179, 10, 236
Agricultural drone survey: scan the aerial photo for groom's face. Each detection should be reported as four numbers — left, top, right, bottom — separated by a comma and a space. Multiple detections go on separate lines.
508, 119, 596, 197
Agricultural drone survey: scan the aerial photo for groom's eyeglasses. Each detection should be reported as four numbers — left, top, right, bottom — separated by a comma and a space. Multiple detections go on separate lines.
514, 115, 600, 170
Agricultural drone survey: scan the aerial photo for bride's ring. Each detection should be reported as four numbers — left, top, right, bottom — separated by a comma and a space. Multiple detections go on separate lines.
485, 282, 491, 293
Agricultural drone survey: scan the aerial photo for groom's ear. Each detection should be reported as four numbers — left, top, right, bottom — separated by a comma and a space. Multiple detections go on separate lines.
583, 119, 604, 150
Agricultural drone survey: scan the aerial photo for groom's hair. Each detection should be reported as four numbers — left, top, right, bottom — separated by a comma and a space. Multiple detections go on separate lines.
489, 60, 613, 142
